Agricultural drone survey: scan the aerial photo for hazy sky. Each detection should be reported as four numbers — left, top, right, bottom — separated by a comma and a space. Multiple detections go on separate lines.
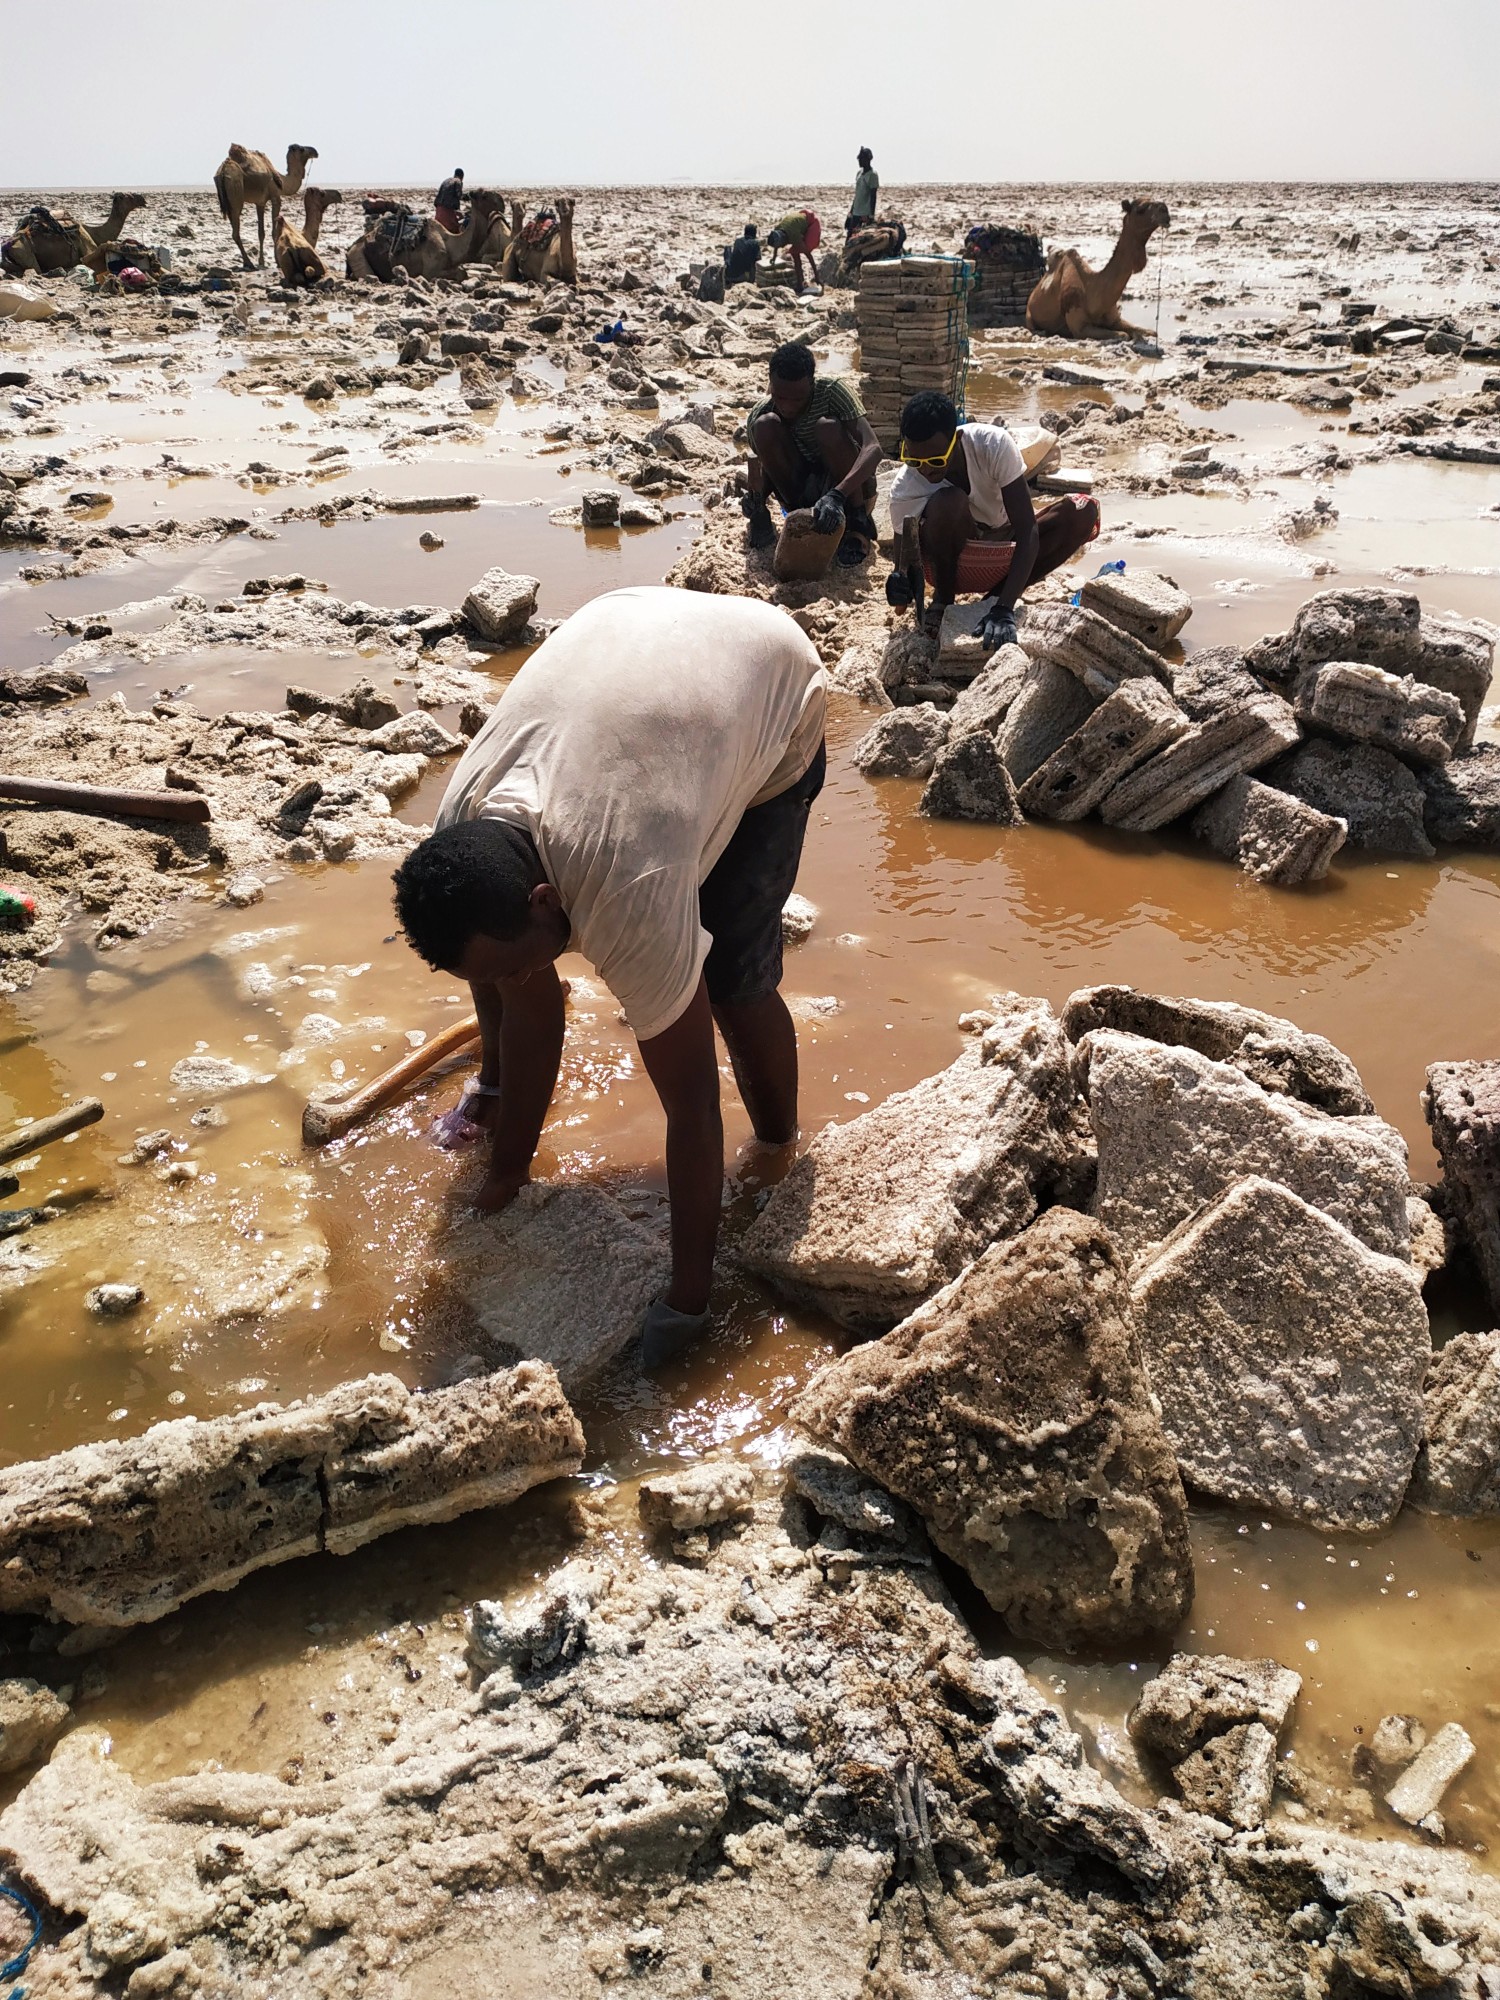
4, 0, 1497, 188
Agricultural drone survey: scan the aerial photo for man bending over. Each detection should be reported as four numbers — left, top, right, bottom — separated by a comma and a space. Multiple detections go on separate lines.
392, 586, 827, 1369
744, 341, 882, 567
888, 390, 1100, 648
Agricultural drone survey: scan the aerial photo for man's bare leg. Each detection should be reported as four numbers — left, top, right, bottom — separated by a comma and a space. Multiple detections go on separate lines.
1029, 494, 1101, 583
712, 991, 798, 1146
747, 412, 808, 512
916, 484, 976, 625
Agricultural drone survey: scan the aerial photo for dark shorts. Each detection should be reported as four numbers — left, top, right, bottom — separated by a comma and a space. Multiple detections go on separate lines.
699, 740, 826, 1009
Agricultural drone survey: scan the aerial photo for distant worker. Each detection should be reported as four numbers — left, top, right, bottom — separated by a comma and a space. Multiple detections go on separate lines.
743, 341, 881, 566
847, 147, 879, 235
766, 208, 821, 293
435, 168, 465, 232
888, 391, 1100, 644
392, 586, 828, 1370
724, 221, 762, 288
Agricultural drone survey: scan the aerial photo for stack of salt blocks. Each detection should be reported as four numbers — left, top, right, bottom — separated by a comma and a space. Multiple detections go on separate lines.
965, 228, 1045, 326
857, 255, 976, 453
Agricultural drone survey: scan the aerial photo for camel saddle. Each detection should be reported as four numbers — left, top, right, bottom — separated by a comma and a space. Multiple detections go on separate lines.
19, 207, 86, 261
368, 206, 426, 255
521, 211, 558, 252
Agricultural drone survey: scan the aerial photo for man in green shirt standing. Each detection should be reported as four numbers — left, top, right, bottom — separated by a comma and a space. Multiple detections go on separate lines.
743, 341, 882, 567
847, 147, 879, 234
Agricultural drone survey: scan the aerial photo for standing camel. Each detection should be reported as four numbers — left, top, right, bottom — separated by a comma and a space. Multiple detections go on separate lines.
214, 143, 319, 269
1026, 198, 1170, 338
275, 188, 343, 287
345, 189, 506, 283
501, 198, 578, 285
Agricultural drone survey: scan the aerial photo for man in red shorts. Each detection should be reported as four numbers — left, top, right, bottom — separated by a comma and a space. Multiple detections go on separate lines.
887, 391, 1100, 648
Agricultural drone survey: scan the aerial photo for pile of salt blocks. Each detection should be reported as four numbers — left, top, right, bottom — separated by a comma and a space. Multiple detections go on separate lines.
851, 580, 1497, 882
739, 984, 1500, 1657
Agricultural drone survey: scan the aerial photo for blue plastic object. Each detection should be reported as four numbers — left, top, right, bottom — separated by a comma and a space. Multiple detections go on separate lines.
593, 317, 625, 344
1071, 557, 1126, 606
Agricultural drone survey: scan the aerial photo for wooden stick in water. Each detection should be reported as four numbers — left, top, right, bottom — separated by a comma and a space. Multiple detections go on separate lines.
0, 775, 212, 824
0, 1096, 104, 1167
302, 1015, 480, 1146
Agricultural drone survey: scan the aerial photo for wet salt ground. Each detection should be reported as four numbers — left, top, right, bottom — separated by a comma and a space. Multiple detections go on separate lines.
3, 199, 1500, 1845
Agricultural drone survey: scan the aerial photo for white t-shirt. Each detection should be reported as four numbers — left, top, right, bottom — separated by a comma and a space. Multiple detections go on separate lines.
435, 588, 827, 1041
889, 422, 1028, 536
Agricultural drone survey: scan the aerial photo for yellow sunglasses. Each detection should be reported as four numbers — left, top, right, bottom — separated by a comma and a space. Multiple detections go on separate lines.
899, 432, 959, 472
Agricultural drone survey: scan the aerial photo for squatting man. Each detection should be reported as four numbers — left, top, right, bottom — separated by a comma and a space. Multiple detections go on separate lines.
888, 389, 1101, 647
393, 587, 827, 1370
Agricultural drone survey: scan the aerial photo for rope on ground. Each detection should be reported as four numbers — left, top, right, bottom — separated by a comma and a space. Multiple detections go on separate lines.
0, 1878, 42, 1998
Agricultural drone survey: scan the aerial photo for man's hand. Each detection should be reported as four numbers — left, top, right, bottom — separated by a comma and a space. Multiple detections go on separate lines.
811, 487, 846, 535
473, 1166, 529, 1213
457, 1086, 501, 1132
978, 600, 1019, 652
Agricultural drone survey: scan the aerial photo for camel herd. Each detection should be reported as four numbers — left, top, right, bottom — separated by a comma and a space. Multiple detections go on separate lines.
5, 146, 1167, 332
207, 139, 579, 289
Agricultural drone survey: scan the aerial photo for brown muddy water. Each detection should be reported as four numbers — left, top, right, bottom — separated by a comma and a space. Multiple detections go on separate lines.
2, 238, 1500, 1853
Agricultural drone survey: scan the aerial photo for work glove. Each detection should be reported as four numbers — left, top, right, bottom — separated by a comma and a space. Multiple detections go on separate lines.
640, 1298, 710, 1370
811, 488, 847, 535
977, 602, 1019, 653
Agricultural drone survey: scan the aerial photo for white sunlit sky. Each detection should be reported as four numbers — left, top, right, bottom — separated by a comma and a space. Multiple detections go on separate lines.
1, 0, 1497, 189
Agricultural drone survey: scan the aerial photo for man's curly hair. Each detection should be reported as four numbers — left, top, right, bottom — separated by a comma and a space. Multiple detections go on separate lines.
392, 820, 544, 972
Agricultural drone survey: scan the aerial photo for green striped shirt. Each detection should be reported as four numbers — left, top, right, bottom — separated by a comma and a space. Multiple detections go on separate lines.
748, 375, 866, 463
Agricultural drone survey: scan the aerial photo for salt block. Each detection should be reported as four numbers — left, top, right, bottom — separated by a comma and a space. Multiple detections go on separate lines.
1129, 1652, 1302, 1763
1098, 693, 1301, 833
1080, 1030, 1410, 1261
1413, 1331, 1500, 1515
1021, 601, 1168, 697
1424, 1060, 1500, 1315
461, 565, 539, 644
852, 703, 950, 779
441, 1183, 669, 1393
791, 1206, 1193, 1648
1129, 1175, 1429, 1532
0, 1366, 583, 1628
1080, 569, 1192, 651
996, 657, 1096, 786
772, 508, 842, 582
740, 993, 1089, 1331
1191, 773, 1347, 885
1294, 662, 1465, 769
1061, 984, 1372, 1114
1267, 737, 1434, 857
1018, 677, 1188, 822
1421, 747, 1500, 850
1172, 1722, 1278, 1830
1384, 1723, 1475, 1825
918, 729, 1024, 823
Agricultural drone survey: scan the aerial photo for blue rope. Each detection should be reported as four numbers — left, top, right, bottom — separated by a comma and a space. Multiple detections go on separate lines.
0, 1880, 41, 1998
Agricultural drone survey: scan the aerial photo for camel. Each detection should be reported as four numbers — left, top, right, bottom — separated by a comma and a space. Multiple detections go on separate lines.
501, 198, 577, 285
345, 188, 506, 283
1026, 198, 1170, 338
274, 187, 343, 288
214, 143, 319, 269
86, 192, 148, 249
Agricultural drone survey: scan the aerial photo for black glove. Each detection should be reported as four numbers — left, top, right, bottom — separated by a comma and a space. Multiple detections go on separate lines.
811, 488, 847, 535
977, 602, 1019, 652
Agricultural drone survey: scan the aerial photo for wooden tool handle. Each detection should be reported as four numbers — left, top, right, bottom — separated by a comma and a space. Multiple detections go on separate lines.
302, 1015, 480, 1145
0, 775, 212, 823
0, 1096, 104, 1167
